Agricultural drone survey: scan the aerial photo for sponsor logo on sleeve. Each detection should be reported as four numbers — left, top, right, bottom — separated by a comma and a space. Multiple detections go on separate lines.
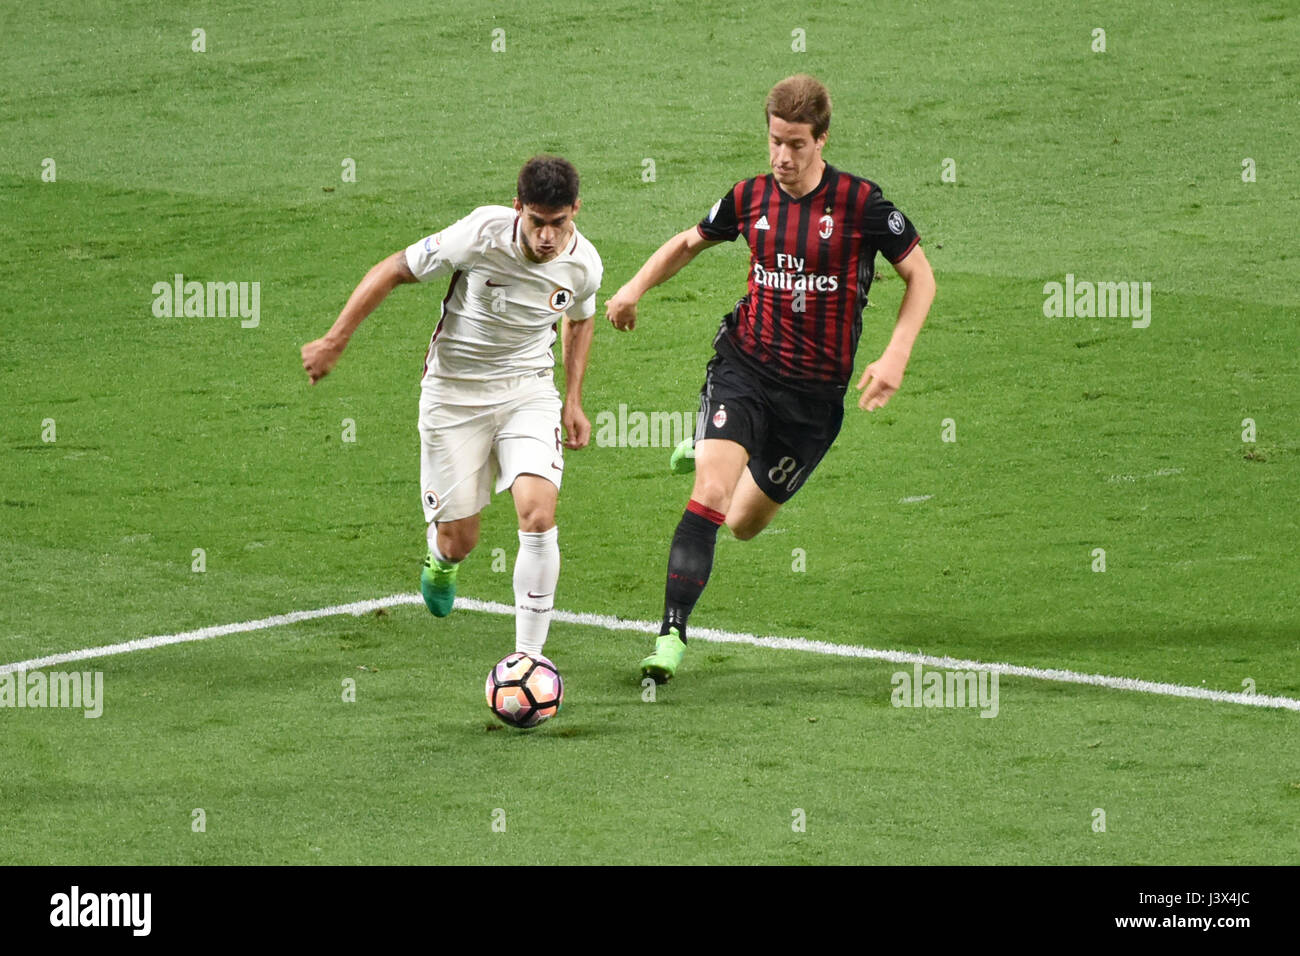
887, 211, 905, 235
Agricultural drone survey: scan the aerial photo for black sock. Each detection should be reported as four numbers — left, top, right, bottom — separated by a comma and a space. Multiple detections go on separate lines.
661, 500, 726, 641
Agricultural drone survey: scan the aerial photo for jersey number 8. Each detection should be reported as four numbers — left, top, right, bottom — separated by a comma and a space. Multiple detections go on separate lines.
768, 456, 807, 493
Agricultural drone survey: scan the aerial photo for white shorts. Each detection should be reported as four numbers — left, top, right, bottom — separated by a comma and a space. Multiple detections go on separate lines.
419, 371, 564, 523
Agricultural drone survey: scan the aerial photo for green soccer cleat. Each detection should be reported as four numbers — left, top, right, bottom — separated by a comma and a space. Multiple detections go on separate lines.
420, 550, 458, 617
669, 438, 696, 475
640, 628, 687, 684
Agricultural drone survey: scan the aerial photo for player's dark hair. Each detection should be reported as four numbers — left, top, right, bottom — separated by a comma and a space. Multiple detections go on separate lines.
766, 74, 832, 140
517, 155, 580, 209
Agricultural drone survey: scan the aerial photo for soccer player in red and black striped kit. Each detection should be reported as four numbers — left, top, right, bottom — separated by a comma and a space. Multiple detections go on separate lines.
606, 75, 936, 682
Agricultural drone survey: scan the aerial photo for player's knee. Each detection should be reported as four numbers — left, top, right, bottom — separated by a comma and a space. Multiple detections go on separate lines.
517, 507, 555, 534
727, 518, 762, 541
691, 479, 733, 515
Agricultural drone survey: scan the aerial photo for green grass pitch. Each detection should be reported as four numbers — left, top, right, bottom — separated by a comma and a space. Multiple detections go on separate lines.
1, 0, 1297, 864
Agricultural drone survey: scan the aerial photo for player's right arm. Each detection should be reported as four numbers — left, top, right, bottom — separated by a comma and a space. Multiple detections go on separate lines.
301, 251, 417, 384
605, 226, 721, 332
302, 207, 491, 383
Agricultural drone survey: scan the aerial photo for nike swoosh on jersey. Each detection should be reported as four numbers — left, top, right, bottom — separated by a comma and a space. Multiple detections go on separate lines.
484, 280, 511, 287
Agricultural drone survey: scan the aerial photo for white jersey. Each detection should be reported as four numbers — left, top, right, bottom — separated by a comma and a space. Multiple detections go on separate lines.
405, 205, 602, 385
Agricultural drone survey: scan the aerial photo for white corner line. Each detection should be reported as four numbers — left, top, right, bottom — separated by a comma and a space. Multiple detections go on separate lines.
2, 593, 1296, 713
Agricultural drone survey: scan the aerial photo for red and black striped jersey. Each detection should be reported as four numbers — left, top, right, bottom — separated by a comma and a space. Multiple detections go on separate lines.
696, 164, 920, 391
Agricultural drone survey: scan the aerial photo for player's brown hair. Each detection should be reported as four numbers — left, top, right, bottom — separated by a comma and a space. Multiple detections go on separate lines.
517, 155, 580, 209
765, 75, 832, 140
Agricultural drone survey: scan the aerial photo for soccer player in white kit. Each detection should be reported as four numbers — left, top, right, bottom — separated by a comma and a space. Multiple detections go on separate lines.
301, 156, 603, 659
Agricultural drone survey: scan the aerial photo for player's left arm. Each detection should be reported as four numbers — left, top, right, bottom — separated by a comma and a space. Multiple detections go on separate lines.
856, 245, 936, 411
560, 312, 595, 449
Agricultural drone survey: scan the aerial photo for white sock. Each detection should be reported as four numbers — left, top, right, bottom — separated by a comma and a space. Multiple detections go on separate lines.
514, 526, 559, 656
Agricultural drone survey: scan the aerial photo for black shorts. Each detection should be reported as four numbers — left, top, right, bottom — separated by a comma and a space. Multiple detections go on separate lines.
693, 351, 845, 504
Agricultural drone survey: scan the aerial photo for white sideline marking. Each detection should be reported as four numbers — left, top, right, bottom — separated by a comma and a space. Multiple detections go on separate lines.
0, 594, 426, 675
2, 593, 1297, 713
1107, 466, 1185, 483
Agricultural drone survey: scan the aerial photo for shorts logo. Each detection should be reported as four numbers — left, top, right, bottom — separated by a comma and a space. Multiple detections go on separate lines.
423, 489, 441, 511
887, 211, 905, 235
549, 287, 574, 311
819, 214, 834, 239
712, 406, 727, 429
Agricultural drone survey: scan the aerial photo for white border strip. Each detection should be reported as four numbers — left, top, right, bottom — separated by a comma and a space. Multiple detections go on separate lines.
3, 593, 1296, 712
0, 594, 425, 675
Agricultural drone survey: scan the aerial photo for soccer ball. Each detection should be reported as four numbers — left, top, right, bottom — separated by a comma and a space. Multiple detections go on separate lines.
485, 652, 564, 728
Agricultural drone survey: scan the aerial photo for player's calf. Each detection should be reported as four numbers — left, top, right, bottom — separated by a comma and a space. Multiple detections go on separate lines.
726, 517, 766, 541
724, 469, 783, 540
421, 516, 479, 617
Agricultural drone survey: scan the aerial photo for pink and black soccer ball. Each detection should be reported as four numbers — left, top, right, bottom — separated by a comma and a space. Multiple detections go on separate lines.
485, 652, 564, 728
